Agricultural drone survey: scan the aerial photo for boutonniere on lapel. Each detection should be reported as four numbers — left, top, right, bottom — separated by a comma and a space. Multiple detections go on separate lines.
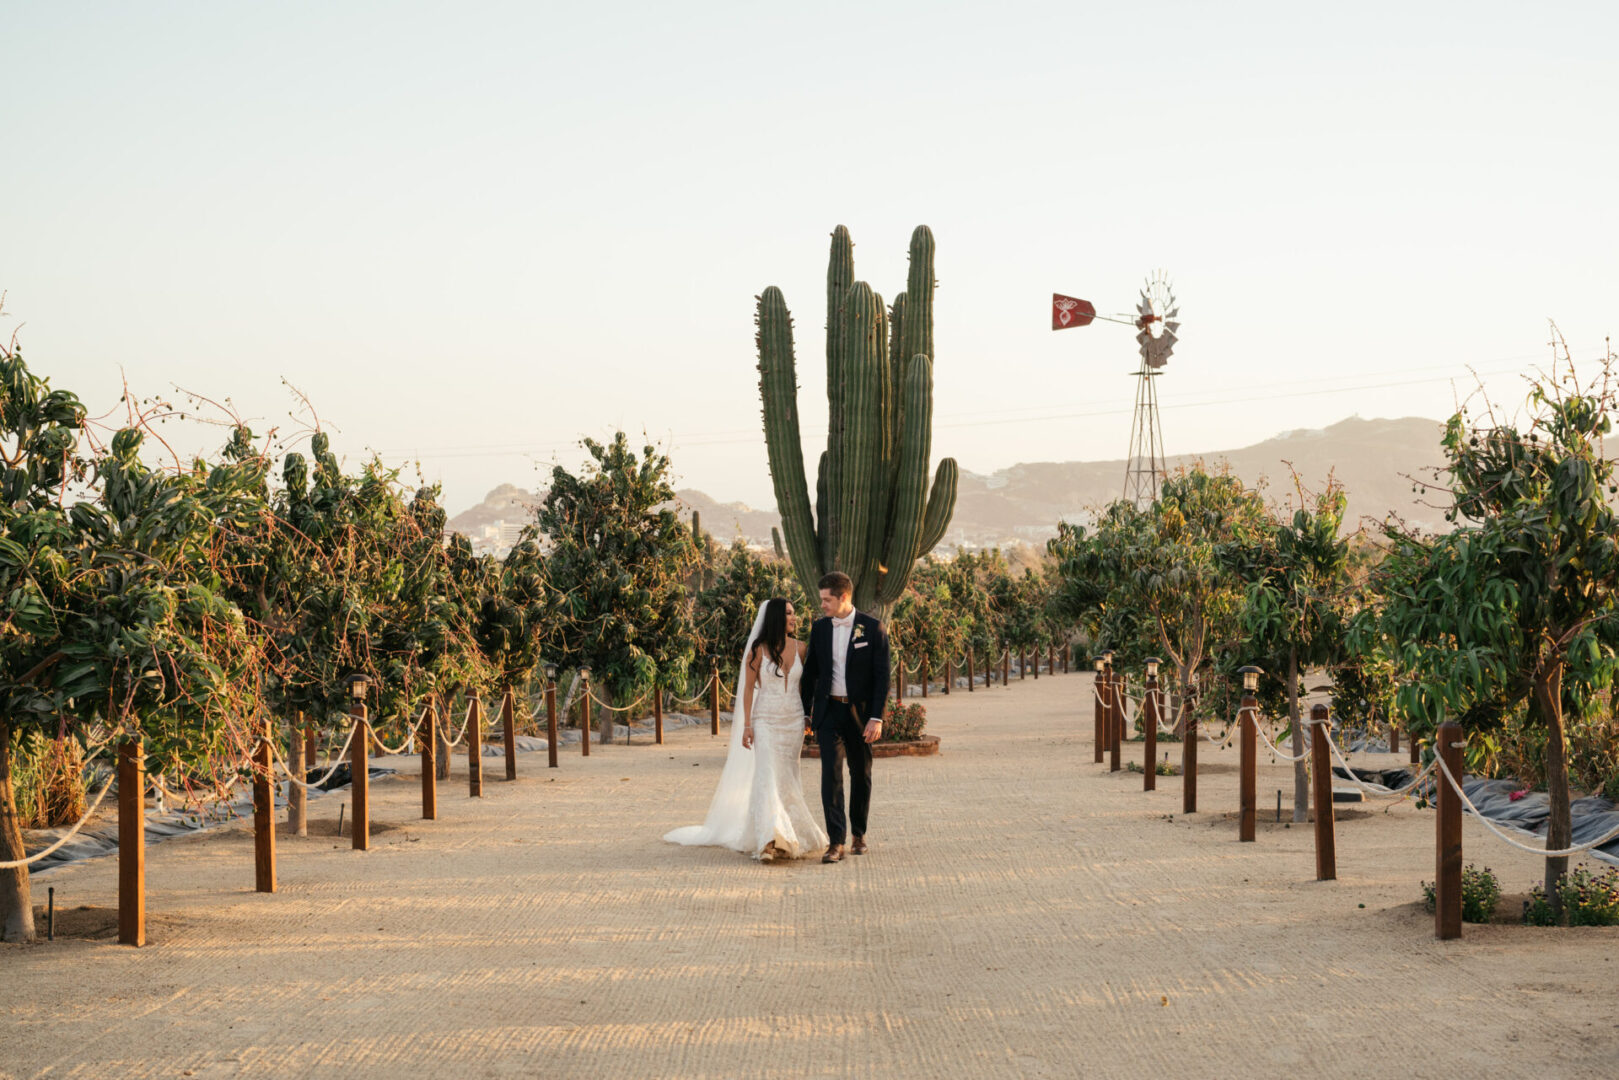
852, 624, 866, 641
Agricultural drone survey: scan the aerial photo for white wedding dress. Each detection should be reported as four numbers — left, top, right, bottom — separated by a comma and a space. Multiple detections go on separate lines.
664, 606, 829, 860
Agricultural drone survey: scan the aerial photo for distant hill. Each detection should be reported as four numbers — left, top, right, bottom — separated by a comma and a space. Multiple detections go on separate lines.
448, 416, 1451, 554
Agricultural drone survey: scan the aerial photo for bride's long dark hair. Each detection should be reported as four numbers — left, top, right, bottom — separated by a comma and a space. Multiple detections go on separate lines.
750, 597, 791, 672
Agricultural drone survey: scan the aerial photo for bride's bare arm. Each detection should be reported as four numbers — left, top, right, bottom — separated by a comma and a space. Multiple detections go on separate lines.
742, 648, 759, 749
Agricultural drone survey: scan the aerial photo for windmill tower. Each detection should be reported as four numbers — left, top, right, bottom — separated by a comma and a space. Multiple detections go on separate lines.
1122, 272, 1178, 507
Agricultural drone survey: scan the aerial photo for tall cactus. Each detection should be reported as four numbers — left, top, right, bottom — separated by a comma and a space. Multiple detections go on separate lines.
755, 225, 959, 620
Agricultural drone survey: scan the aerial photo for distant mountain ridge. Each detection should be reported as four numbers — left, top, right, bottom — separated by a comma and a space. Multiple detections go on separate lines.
447, 416, 1450, 553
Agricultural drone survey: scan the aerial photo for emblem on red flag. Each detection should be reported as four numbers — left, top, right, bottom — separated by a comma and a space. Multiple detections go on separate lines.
1052, 294, 1095, 330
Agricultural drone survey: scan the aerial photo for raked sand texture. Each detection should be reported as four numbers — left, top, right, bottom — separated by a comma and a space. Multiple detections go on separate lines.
4, 672, 1618, 1079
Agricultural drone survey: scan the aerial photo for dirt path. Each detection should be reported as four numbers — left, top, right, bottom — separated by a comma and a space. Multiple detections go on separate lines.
4, 671, 1617, 1079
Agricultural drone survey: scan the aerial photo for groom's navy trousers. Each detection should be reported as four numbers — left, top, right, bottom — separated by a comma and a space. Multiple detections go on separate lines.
820, 704, 873, 847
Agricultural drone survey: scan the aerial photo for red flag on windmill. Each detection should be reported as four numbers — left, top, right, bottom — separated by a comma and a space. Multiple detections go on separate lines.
1051, 294, 1095, 330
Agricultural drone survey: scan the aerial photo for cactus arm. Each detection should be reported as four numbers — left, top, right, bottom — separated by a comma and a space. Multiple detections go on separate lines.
815, 450, 830, 570
837, 281, 882, 584
900, 227, 935, 366
918, 458, 959, 556
864, 293, 894, 594
887, 293, 907, 500
756, 286, 824, 599
824, 227, 854, 571
877, 355, 934, 604
771, 526, 785, 562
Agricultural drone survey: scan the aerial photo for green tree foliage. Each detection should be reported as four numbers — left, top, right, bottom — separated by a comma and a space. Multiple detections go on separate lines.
1228, 481, 1351, 821
692, 538, 809, 696
1360, 365, 1619, 906
0, 345, 89, 941
539, 434, 696, 740
891, 558, 967, 687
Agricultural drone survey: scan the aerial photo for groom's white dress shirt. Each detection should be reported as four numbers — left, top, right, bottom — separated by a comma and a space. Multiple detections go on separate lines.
830, 610, 856, 698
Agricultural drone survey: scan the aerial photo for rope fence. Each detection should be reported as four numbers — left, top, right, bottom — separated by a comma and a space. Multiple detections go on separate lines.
1433, 746, 1619, 858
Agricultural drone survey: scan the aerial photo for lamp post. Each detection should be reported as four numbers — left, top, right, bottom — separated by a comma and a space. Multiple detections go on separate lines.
344, 673, 372, 851
1092, 656, 1107, 765
1102, 650, 1121, 773
1237, 665, 1263, 843
545, 664, 560, 769
1143, 657, 1163, 791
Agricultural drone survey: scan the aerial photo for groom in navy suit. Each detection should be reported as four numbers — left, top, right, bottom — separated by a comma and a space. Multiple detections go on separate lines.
800, 570, 891, 863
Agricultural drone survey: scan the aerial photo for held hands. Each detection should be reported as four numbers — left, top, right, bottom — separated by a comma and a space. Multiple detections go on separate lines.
742, 724, 754, 750
863, 719, 882, 744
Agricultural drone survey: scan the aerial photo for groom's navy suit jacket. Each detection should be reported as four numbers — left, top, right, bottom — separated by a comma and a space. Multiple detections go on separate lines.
800, 611, 891, 729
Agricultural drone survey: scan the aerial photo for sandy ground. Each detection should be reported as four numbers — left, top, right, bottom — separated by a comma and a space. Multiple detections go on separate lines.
3, 670, 1618, 1080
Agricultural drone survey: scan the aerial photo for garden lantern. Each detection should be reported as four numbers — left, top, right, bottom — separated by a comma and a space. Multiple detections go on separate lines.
344, 673, 371, 701
1092, 656, 1105, 673
544, 663, 558, 683
1238, 665, 1263, 692
1145, 657, 1161, 678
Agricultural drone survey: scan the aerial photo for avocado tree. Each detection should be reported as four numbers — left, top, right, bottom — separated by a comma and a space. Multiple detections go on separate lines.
1365, 366, 1619, 910
539, 433, 696, 742
1229, 482, 1351, 822
0, 346, 88, 941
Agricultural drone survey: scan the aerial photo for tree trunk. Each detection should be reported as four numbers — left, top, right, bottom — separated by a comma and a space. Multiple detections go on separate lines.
598, 684, 614, 745
1533, 660, 1572, 919
1289, 649, 1309, 823
0, 718, 37, 942
436, 689, 452, 781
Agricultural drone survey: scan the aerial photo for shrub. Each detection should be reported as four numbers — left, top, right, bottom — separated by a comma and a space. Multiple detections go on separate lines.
1421, 864, 1501, 923
882, 702, 927, 742
1524, 866, 1619, 927
1126, 759, 1180, 776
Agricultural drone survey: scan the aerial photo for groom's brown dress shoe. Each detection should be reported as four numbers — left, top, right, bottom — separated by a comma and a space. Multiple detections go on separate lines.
822, 845, 845, 863
851, 836, 867, 855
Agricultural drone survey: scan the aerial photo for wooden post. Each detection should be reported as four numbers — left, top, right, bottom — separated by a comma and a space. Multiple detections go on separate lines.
1064, 644, 1070, 674
1389, 722, 1400, 755
1239, 697, 1257, 842
253, 723, 276, 893
967, 650, 975, 693
287, 711, 307, 837
352, 705, 370, 852
1019, 648, 1026, 680
1093, 668, 1105, 765
1002, 648, 1009, 687
546, 679, 560, 768
1048, 645, 1055, 675
922, 655, 930, 698
896, 654, 904, 704
943, 656, 950, 695
118, 740, 145, 947
502, 687, 517, 782
1311, 704, 1337, 881
1436, 720, 1464, 940
1410, 732, 1420, 765
468, 691, 484, 796
1033, 647, 1039, 681
709, 663, 719, 737
1182, 691, 1198, 814
1143, 672, 1159, 792
582, 678, 593, 756
420, 702, 437, 820
1108, 669, 1122, 773
654, 682, 664, 744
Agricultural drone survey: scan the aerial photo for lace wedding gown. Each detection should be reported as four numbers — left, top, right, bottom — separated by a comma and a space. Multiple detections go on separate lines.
664, 650, 829, 860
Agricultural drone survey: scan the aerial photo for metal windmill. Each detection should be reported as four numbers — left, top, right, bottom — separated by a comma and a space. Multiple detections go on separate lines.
1050, 271, 1180, 507
1124, 272, 1178, 506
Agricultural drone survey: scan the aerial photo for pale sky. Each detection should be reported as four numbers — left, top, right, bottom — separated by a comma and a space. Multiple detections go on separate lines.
5, 1, 1616, 515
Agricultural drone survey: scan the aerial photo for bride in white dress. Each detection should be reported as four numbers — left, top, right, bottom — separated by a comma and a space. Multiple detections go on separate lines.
663, 598, 829, 861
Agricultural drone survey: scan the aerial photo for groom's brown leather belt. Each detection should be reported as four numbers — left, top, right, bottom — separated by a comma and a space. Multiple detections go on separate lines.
829, 694, 850, 703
